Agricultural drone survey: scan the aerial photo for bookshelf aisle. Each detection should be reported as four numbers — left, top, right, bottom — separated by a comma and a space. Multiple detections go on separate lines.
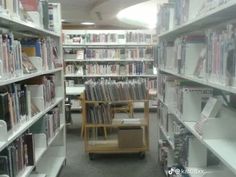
62, 30, 157, 111
0, 1, 65, 177
81, 80, 149, 159
156, 0, 236, 177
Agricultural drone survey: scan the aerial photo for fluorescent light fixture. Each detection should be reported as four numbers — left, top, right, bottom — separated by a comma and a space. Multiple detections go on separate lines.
117, 0, 166, 29
80, 22, 95, 25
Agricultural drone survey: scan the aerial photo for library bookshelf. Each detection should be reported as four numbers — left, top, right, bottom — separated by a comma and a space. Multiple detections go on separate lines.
157, 0, 236, 177
81, 97, 150, 159
62, 30, 157, 111
0, 2, 65, 177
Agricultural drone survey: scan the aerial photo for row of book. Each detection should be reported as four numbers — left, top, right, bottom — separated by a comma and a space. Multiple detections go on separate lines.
0, 0, 60, 33
205, 23, 236, 86
158, 35, 206, 75
63, 32, 153, 44
198, 0, 232, 15
30, 106, 61, 141
65, 63, 154, 76
64, 47, 153, 60
0, 32, 61, 80
86, 104, 112, 124
157, 0, 232, 34
0, 74, 56, 132
65, 77, 156, 91
84, 80, 147, 101
0, 106, 61, 177
0, 132, 35, 177
157, 3, 174, 34
159, 22, 236, 86
21, 37, 61, 71
86, 47, 153, 60
158, 74, 213, 122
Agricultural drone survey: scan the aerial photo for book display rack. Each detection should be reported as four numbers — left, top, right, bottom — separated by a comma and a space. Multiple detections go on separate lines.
157, 0, 236, 176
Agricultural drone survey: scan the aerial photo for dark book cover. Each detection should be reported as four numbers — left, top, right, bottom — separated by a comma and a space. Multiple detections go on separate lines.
23, 133, 34, 166
0, 92, 11, 131
0, 156, 10, 176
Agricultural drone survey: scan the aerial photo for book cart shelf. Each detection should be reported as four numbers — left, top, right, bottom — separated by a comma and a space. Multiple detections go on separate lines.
156, 0, 236, 177
81, 97, 149, 160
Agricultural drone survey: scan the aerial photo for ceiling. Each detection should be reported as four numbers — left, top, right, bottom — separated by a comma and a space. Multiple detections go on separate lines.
49, 0, 164, 29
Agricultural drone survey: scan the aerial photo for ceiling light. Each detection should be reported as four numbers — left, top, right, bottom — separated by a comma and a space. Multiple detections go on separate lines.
80, 22, 95, 25
117, 0, 163, 29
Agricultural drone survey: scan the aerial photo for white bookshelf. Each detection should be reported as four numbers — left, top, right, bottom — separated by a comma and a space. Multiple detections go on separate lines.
63, 29, 157, 110
0, 2, 65, 177
157, 0, 236, 176
0, 14, 60, 37
160, 68, 236, 95
159, 0, 236, 38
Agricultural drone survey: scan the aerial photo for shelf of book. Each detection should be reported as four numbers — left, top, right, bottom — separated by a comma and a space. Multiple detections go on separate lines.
63, 43, 154, 47
0, 97, 63, 152
64, 59, 155, 62
159, 0, 236, 39
0, 14, 61, 37
65, 74, 156, 78
160, 68, 236, 94
161, 99, 236, 176
0, 68, 63, 87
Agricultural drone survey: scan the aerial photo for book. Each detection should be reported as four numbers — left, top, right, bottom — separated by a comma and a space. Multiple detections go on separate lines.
0, 156, 9, 176
0, 92, 11, 131
23, 133, 35, 165
22, 53, 37, 74
20, 0, 39, 11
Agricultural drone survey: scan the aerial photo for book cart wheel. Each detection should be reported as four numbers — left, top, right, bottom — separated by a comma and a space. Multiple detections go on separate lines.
139, 152, 145, 159
89, 153, 96, 160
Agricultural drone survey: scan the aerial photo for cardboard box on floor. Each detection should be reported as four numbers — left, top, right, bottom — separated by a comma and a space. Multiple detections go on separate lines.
118, 127, 144, 148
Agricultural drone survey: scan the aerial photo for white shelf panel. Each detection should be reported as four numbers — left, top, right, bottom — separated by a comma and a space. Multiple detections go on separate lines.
63, 43, 154, 47
0, 14, 60, 37
35, 147, 47, 164
65, 74, 156, 78
16, 166, 34, 177
64, 59, 154, 62
0, 68, 63, 87
48, 124, 65, 146
205, 139, 236, 175
0, 97, 64, 152
160, 68, 236, 94
71, 107, 82, 111
37, 157, 65, 177
66, 86, 85, 95
159, 126, 175, 149
29, 174, 46, 177
159, 1, 236, 38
